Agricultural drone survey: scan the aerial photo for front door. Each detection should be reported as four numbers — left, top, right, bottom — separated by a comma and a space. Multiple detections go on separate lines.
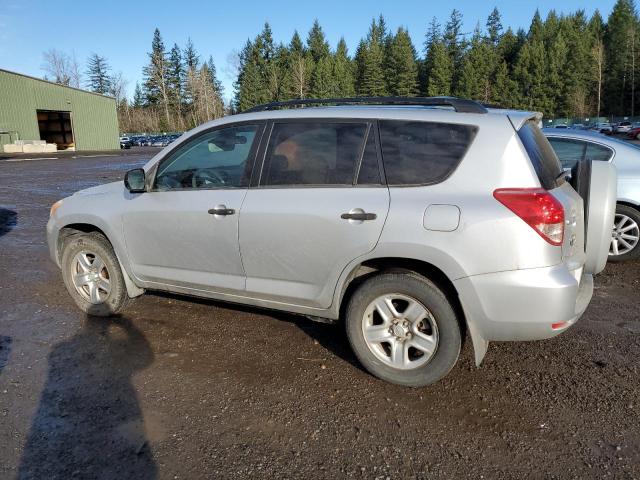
239, 120, 389, 308
122, 122, 263, 293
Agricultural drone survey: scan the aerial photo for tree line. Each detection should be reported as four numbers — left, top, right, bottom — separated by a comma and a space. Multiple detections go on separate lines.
235, 1, 640, 119
40, 0, 640, 133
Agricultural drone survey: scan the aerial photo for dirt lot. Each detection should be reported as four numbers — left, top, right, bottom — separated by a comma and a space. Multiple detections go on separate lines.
1, 149, 639, 479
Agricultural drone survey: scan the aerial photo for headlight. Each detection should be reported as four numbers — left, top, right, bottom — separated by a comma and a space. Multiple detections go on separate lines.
50, 200, 63, 217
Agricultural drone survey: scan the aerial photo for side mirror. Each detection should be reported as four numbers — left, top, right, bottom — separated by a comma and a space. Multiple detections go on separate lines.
124, 168, 146, 193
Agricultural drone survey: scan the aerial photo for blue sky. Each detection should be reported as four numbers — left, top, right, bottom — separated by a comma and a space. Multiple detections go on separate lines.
0, 0, 618, 102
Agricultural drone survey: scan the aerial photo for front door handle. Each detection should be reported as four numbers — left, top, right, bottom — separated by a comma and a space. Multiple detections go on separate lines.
208, 205, 235, 216
341, 212, 377, 221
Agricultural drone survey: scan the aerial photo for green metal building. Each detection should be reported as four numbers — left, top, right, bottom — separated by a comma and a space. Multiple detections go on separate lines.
0, 68, 119, 151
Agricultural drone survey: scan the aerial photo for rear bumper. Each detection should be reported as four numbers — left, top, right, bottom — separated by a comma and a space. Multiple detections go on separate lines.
454, 265, 593, 342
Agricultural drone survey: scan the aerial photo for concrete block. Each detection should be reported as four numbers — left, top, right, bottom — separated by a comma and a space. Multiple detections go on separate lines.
2, 144, 23, 153
43, 144, 57, 152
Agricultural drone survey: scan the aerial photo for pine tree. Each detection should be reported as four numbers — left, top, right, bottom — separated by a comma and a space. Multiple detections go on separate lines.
386, 27, 418, 96
443, 9, 466, 90
86, 53, 111, 94
513, 39, 550, 114
167, 43, 184, 126
426, 41, 453, 96
424, 18, 452, 96
133, 82, 144, 108
457, 25, 495, 102
307, 20, 332, 97
333, 38, 355, 97
604, 0, 638, 115
142, 28, 171, 126
311, 56, 335, 98
183, 38, 199, 71
307, 19, 330, 63
486, 7, 503, 46
355, 18, 387, 96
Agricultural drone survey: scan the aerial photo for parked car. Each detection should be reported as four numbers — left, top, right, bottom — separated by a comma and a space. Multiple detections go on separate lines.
615, 121, 633, 133
592, 122, 613, 135
571, 123, 586, 130
119, 136, 132, 149
47, 97, 616, 386
626, 127, 640, 140
544, 128, 639, 261
554, 124, 569, 129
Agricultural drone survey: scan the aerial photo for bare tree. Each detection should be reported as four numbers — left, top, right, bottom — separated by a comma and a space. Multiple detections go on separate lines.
42, 49, 81, 87
109, 71, 129, 104
291, 55, 312, 98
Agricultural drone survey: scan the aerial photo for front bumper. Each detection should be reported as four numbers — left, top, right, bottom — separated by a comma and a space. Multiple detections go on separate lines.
454, 264, 593, 342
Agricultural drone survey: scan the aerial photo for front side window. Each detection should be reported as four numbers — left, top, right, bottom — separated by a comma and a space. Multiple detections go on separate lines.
154, 124, 259, 190
379, 120, 477, 186
260, 122, 369, 186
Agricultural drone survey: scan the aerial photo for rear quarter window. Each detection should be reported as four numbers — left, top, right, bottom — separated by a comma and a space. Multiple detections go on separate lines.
518, 121, 564, 190
379, 120, 477, 186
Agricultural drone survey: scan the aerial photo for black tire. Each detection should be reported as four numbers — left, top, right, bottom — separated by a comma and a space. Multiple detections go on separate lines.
345, 272, 461, 387
60, 232, 131, 316
608, 204, 640, 262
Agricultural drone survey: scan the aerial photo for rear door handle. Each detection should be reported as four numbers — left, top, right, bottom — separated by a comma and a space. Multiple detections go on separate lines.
208, 206, 235, 216
341, 212, 377, 221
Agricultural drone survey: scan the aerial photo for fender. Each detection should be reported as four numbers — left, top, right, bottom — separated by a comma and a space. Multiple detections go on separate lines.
330, 243, 489, 365
52, 212, 145, 299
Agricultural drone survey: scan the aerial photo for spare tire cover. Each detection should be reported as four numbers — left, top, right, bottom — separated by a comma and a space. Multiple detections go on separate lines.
584, 161, 617, 274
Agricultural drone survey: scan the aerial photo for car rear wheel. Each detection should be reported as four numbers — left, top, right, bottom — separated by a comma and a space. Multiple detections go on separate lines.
345, 272, 461, 387
609, 205, 640, 262
61, 232, 131, 316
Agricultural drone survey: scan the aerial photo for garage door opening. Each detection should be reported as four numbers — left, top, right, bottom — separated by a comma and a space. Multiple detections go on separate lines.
37, 110, 75, 150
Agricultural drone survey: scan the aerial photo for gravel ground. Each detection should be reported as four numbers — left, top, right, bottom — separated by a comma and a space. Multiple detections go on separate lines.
0, 150, 639, 480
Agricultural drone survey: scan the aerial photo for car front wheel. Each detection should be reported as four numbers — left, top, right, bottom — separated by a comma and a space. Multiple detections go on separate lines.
345, 272, 461, 387
61, 232, 131, 316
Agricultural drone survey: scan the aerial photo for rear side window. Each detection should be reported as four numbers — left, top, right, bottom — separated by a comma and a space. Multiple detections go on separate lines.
585, 143, 613, 162
261, 122, 368, 186
518, 121, 564, 189
379, 120, 477, 186
547, 138, 586, 169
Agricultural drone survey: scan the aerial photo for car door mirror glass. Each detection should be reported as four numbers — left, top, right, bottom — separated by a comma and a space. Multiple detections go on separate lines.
125, 168, 146, 193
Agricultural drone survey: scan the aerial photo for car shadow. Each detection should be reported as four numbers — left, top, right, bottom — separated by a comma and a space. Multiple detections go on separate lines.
0, 208, 17, 237
0, 336, 11, 376
151, 291, 364, 371
16, 314, 157, 480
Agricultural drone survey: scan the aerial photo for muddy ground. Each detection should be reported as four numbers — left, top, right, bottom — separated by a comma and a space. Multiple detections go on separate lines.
0, 149, 639, 479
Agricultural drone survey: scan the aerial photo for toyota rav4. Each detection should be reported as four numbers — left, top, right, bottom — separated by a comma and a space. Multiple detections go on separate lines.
46, 97, 617, 386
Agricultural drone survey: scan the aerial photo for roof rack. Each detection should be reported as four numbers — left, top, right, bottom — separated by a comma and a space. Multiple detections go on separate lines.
244, 96, 488, 114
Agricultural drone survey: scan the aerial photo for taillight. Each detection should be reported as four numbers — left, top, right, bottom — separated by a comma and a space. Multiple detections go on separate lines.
493, 188, 565, 246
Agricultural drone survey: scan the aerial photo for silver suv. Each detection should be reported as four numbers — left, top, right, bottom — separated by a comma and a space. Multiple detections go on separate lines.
46, 97, 616, 386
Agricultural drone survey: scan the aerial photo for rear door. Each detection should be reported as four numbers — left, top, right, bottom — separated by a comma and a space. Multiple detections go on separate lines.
238, 120, 389, 308
517, 121, 586, 270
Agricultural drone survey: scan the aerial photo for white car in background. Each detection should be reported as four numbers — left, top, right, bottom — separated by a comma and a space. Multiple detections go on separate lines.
615, 121, 633, 133
544, 128, 640, 261
592, 123, 613, 134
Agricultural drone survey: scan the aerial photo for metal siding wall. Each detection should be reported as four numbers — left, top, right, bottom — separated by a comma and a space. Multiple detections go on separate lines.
0, 70, 119, 151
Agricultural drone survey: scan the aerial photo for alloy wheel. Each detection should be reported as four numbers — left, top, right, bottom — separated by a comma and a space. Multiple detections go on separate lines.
610, 214, 640, 256
70, 251, 111, 304
361, 293, 439, 370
